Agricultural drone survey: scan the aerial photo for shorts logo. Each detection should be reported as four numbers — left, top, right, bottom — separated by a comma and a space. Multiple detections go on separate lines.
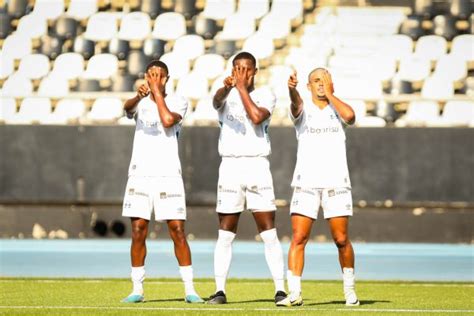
292, 200, 299, 206
346, 204, 351, 210
132, 165, 136, 170
124, 201, 131, 209
295, 187, 301, 193
328, 190, 335, 197
177, 207, 185, 214
128, 188, 135, 195
160, 192, 167, 199
251, 185, 258, 192
218, 185, 237, 194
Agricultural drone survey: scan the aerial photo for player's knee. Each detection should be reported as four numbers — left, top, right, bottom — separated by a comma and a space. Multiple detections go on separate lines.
170, 225, 186, 242
131, 223, 147, 241
334, 235, 348, 248
292, 232, 310, 247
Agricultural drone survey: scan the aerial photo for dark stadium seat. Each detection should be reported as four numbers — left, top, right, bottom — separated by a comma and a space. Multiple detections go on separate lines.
141, 0, 161, 19
414, 0, 435, 19
175, 0, 198, 20
433, 15, 458, 40
450, 0, 471, 20
76, 78, 101, 92
127, 50, 148, 79
192, 14, 219, 40
399, 15, 425, 40
470, 14, 474, 34
112, 74, 136, 92
7, 0, 29, 19
143, 38, 165, 61
108, 38, 130, 61
0, 12, 12, 39
210, 39, 237, 59
387, 77, 414, 95
73, 36, 95, 60
40, 35, 65, 60
53, 16, 78, 41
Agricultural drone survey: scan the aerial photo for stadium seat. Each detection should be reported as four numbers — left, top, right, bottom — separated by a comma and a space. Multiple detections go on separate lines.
202, 0, 235, 20
2, 73, 33, 97
174, 0, 198, 20
414, 35, 447, 61
16, 14, 48, 40
84, 12, 118, 42
367, 56, 397, 82
414, 0, 435, 19
432, 15, 458, 40
193, 54, 226, 80
87, 97, 124, 123
397, 101, 440, 127
378, 35, 413, 61
0, 54, 15, 80
127, 50, 148, 78
67, 0, 98, 21
76, 78, 101, 92
0, 12, 12, 39
159, 52, 190, 80
331, 76, 383, 100
236, 0, 269, 20
421, 76, 454, 100
186, 97, 218, 125
270, 0, 303, 21
152, 12, 186, 41
0, 97, 17, 123
450, 35, 474, 63
242, 33, 274, 63
73, 36, 95, 60
112, 74, 136, 92
31, 0, 64, 20
176, 71, 209, 101
53, 16, 78, 41
12, 97, 52, 124
140, 0, 161, 19
433, 55, 467, 82
217, 13, 255, 40
398, 55, 431, 82
209, 39, 237, 59
399, 15, 425, 40
38, 75, 70, 98
192, 14, 219, 40
108, 38, 130, 61
82, 54, 119, 80
118, 12, 151, 42
258, 13, 291, 41
117, 115, 136, 125
46, 98, 86, 124
51, 52, 85, 80
143, 38, 165, 60
17, 54, 50, 80
450, 0, 471, 20
437, 101, 474, 126
39, 35, 64, 60
7, 0, 29, 19
268, 65, 293, 99
173, 35, 205, 61
2, 33, 32, 60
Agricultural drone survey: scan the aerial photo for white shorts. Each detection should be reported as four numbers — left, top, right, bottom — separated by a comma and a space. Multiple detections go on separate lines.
122, 176, 186, 222
290, 187, 353, 220
217, 157, 277, 213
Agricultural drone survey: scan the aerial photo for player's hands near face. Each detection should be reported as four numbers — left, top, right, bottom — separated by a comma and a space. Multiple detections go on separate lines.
137, 83, 150, 99
146, 68, 167, 96
223, 75, 236, 90
233, 65, 253, 90
288, 70, 298, 90
321, 70, 334, 97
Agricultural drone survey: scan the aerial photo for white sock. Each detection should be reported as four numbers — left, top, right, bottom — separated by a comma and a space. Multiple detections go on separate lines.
131, 266, 145, 295
214, 229, 236, 293
287, 270, 301, 299
260, 228, 285, 293
179, 265, 197, 296
343, 267, 355, 290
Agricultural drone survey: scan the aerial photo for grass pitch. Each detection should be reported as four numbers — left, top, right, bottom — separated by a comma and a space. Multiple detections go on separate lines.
1, 278, 473, 316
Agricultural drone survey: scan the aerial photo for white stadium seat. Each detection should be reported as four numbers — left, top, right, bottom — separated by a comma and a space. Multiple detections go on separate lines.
421, 76, 454, 100
16, 14, 48, 39
51, 53, 85, 80
217, 13, 255, 40
85, 13, 118, 42
67, 0, 98, 20
118, 12, 151, 42
0, 98, 17, 123
82, 54, 119, 80
258, 13, 291, 40
176, 72, 209, 101
2, 33, 32, 60
87, 97, 124, 123
46, 98, 86, 124
202, 0, 236, 20
159, 52, 190, 80
17, 54, 51, 80
0, 53, 15, 80
173, 35, 205, 61
414, 35, 447, 61
397, 101, 440, 127
2, 73, 33, 97
9, 97, 52, 124
398, 55, 431, 82
193, 54, 226, 80
152, 13, 186, 41
32, 0, 64, 20
450, 35, 474, 63
243, 33, 275, 61
434, 55, 467, 82
237, 0, 269, 20
38, 75, 70, 98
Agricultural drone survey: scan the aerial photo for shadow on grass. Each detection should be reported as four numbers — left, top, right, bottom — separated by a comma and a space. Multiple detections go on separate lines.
145, 298, 184, 303
306, 300, 391, 306
226, 299, 274, 305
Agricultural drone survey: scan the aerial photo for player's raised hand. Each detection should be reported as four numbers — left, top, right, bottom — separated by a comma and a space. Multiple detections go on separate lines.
223, 75, 236, 90
137, 83, 150, 99
321, 70, 334, 96
146, 69, 167, 95
288, 70, 298, 89
233, 65, 250, 90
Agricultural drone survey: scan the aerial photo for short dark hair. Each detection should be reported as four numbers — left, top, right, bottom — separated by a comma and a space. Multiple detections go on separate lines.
232, 51, 257, 68
146, 60, 169, 75
307, 67, 326, 82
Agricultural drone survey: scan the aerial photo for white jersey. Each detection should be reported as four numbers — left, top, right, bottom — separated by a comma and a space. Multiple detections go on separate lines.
127, 94, 187, 177
291, 102, 351, 188
217, 87, 276, 157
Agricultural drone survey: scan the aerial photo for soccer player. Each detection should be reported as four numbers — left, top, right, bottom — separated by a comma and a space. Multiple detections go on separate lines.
121, 60, 203, 304
207, 52, 287, 305
276, 68, 359, 307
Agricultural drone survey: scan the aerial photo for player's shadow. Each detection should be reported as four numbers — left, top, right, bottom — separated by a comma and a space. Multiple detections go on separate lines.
227, 299, 274, 304
305, 300, 391, 306
145, 298, 184, 303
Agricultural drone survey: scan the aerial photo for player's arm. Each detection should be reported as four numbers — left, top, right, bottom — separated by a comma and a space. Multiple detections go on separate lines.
322, 71, 355, 125
124, 84, 149, 114
213, 76, 234, 110
234, 66, 270, 125
288, 70, 303, 119
148, 72, 182, 128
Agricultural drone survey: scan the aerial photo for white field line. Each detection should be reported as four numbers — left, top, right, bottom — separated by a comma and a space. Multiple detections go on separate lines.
0, 306, 473, 313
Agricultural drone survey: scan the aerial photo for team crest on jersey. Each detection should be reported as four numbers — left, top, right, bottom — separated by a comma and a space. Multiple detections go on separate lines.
160, 192, 167, 199
328, 190, 335, 197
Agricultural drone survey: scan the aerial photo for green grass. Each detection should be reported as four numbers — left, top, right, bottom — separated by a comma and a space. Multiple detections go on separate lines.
1, 278, 473, 316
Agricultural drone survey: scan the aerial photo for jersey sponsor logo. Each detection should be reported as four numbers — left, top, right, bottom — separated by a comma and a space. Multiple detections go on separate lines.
303, 126, 340, 134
